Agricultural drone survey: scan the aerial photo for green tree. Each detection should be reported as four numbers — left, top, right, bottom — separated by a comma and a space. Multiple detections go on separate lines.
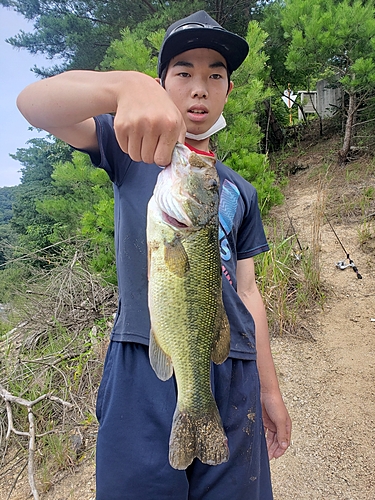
100, 26, 161, 76
2, 0, 170, 75
10, 138, 73, 256
0, 186, 16, 226
215, 21, 283, 213
36, 152, 116, 281
282, 0, 375, 163
2, 0, 265, 76
0, 186, 17, 267
261, 0, 304, 126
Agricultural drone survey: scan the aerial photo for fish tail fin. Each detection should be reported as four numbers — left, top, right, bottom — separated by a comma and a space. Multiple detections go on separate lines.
169, 402, 229, 470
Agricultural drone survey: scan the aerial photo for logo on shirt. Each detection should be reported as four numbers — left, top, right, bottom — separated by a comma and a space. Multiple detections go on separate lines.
219, 180, 240, 263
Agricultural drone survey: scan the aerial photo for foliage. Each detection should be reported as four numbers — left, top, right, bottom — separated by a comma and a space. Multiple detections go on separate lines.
0, 262, 33, 303
214, 21, 283, 214
261, 0, 292, 87
9, 138, 73, 255
255, 229, 325, 338
260, 0, 310, 131
2, 0, 263, 76
0, 187, 17, 267
36, 152, 116, 282
2, 0, 165, 75
0, 186, 16, 225
227, 152, 283, 214
282, 0, 375, 85
2, 143, 116, 282
100, 27, 161, 76
281, 0, 375, 161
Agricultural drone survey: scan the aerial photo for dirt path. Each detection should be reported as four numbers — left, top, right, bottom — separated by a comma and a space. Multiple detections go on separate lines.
270, 177, 375, 499
2, 147, 374, 499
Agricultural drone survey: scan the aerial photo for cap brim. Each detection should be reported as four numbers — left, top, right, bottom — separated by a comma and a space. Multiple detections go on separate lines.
159, 28, 249, 76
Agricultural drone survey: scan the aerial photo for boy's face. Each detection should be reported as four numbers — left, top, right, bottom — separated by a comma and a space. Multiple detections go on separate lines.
162, 48, 233, 142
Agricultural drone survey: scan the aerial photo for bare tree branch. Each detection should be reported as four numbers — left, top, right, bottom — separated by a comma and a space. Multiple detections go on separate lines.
0, 385, 72, 500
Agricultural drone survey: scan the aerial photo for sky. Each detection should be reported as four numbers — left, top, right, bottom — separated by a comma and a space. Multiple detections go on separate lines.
0, 7, 56, 188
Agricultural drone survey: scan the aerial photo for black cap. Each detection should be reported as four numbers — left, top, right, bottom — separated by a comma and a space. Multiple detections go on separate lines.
158, 10, 249, 77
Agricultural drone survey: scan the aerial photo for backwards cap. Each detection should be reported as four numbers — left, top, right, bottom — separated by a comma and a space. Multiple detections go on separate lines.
158, 10, 249, 77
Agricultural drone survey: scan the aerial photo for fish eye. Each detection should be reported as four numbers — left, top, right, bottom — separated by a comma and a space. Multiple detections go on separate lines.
207, 178, 218, 189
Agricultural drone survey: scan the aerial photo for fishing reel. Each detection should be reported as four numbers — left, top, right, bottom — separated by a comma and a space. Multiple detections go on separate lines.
336, 260, 354, 270
335, 260, 362, 279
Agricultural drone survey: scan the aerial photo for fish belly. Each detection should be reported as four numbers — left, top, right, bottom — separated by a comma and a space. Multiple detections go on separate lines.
147, 210, 230, 469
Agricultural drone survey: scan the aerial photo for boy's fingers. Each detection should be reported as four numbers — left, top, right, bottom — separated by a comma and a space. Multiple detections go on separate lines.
178, 124, 187, 145
126, 134, 143, 163
154, 122, 186, 166
154, 136, 178, 166
115, 108, 185, 166
140, 135, 160, 165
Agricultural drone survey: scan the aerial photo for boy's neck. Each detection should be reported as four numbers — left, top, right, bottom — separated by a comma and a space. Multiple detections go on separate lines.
185, 137, 210, 153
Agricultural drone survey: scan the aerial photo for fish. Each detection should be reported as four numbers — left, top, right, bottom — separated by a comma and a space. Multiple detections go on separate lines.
146, 142, 230, 470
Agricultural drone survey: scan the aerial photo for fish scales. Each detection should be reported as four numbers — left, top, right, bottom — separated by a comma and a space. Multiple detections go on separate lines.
147, 143, 230, 470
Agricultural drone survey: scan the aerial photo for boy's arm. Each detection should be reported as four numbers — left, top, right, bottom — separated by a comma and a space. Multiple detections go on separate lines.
17, 70, 185, 165
237, 257, 292, 459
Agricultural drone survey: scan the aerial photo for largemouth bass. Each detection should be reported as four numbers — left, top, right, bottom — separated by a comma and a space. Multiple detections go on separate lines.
146, 142, 230, 470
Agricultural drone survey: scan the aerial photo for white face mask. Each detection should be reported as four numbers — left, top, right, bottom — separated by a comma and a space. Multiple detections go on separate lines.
185, 114, 227, 141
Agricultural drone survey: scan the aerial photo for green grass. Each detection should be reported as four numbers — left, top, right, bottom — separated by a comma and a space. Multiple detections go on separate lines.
255, 228, 325, 338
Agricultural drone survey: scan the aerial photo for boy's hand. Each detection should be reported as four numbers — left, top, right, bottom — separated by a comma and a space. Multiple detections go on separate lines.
17, 70, 186, 166
113, 73, 186, 166
261, 391, 292, 459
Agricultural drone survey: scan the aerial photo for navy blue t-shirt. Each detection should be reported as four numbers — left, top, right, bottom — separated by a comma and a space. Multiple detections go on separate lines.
87, 114, 269, 360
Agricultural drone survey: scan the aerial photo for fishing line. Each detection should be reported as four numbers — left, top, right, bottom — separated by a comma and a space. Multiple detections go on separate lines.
325, 214, 362, 279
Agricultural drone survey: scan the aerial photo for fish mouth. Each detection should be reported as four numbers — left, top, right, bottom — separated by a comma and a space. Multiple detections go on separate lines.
162, 212, 189, 229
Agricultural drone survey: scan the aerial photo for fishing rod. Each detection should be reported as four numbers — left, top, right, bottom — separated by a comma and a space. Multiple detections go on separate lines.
325, 214, 362, 279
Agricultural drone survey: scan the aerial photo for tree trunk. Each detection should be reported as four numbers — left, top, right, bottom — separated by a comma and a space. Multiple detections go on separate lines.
338, 92, 356, 165
263, 99, 285, 151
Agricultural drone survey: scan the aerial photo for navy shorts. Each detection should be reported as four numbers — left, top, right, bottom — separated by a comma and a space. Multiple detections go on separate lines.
95, 342, 273, 500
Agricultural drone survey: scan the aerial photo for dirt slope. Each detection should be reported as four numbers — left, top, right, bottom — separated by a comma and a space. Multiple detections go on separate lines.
2, 136, 374, 499
270, 165, 375, 499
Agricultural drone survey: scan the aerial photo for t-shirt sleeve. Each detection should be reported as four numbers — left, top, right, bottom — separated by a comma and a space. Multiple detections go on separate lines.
236, 184, 269, 260
81, 114, 131, 185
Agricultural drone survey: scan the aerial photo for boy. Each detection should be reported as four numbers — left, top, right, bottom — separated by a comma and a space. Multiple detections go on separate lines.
17, 10, 291, 500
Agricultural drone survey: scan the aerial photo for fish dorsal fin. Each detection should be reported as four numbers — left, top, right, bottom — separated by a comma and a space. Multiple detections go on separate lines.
211, 300, 230, 365
149, 328, 174, 381
164, 236, 190, 277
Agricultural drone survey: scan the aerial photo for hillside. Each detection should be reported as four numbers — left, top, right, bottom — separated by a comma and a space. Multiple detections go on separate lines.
0, 130, 374, 499
268, 132, 375, 499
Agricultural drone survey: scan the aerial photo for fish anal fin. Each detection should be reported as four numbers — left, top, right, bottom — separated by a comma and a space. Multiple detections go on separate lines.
149, 328, 173, 381
164, 236, 190, 277
211, 301, 230, 365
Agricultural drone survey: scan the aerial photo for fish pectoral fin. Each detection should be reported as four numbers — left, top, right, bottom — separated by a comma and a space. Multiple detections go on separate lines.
211, 301, 230, 365
149, 328, 173, 381
164, 236, 190, 277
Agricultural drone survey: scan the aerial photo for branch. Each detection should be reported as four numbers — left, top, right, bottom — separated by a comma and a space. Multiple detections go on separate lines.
0, 385, 72, 500
140, 0, 157, 14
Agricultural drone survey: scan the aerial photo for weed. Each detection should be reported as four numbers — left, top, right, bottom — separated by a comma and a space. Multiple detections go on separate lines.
307, 162, 333, 182
0, 253, 116, 497
358, 220, 375, 246
255, 226, 325, 338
